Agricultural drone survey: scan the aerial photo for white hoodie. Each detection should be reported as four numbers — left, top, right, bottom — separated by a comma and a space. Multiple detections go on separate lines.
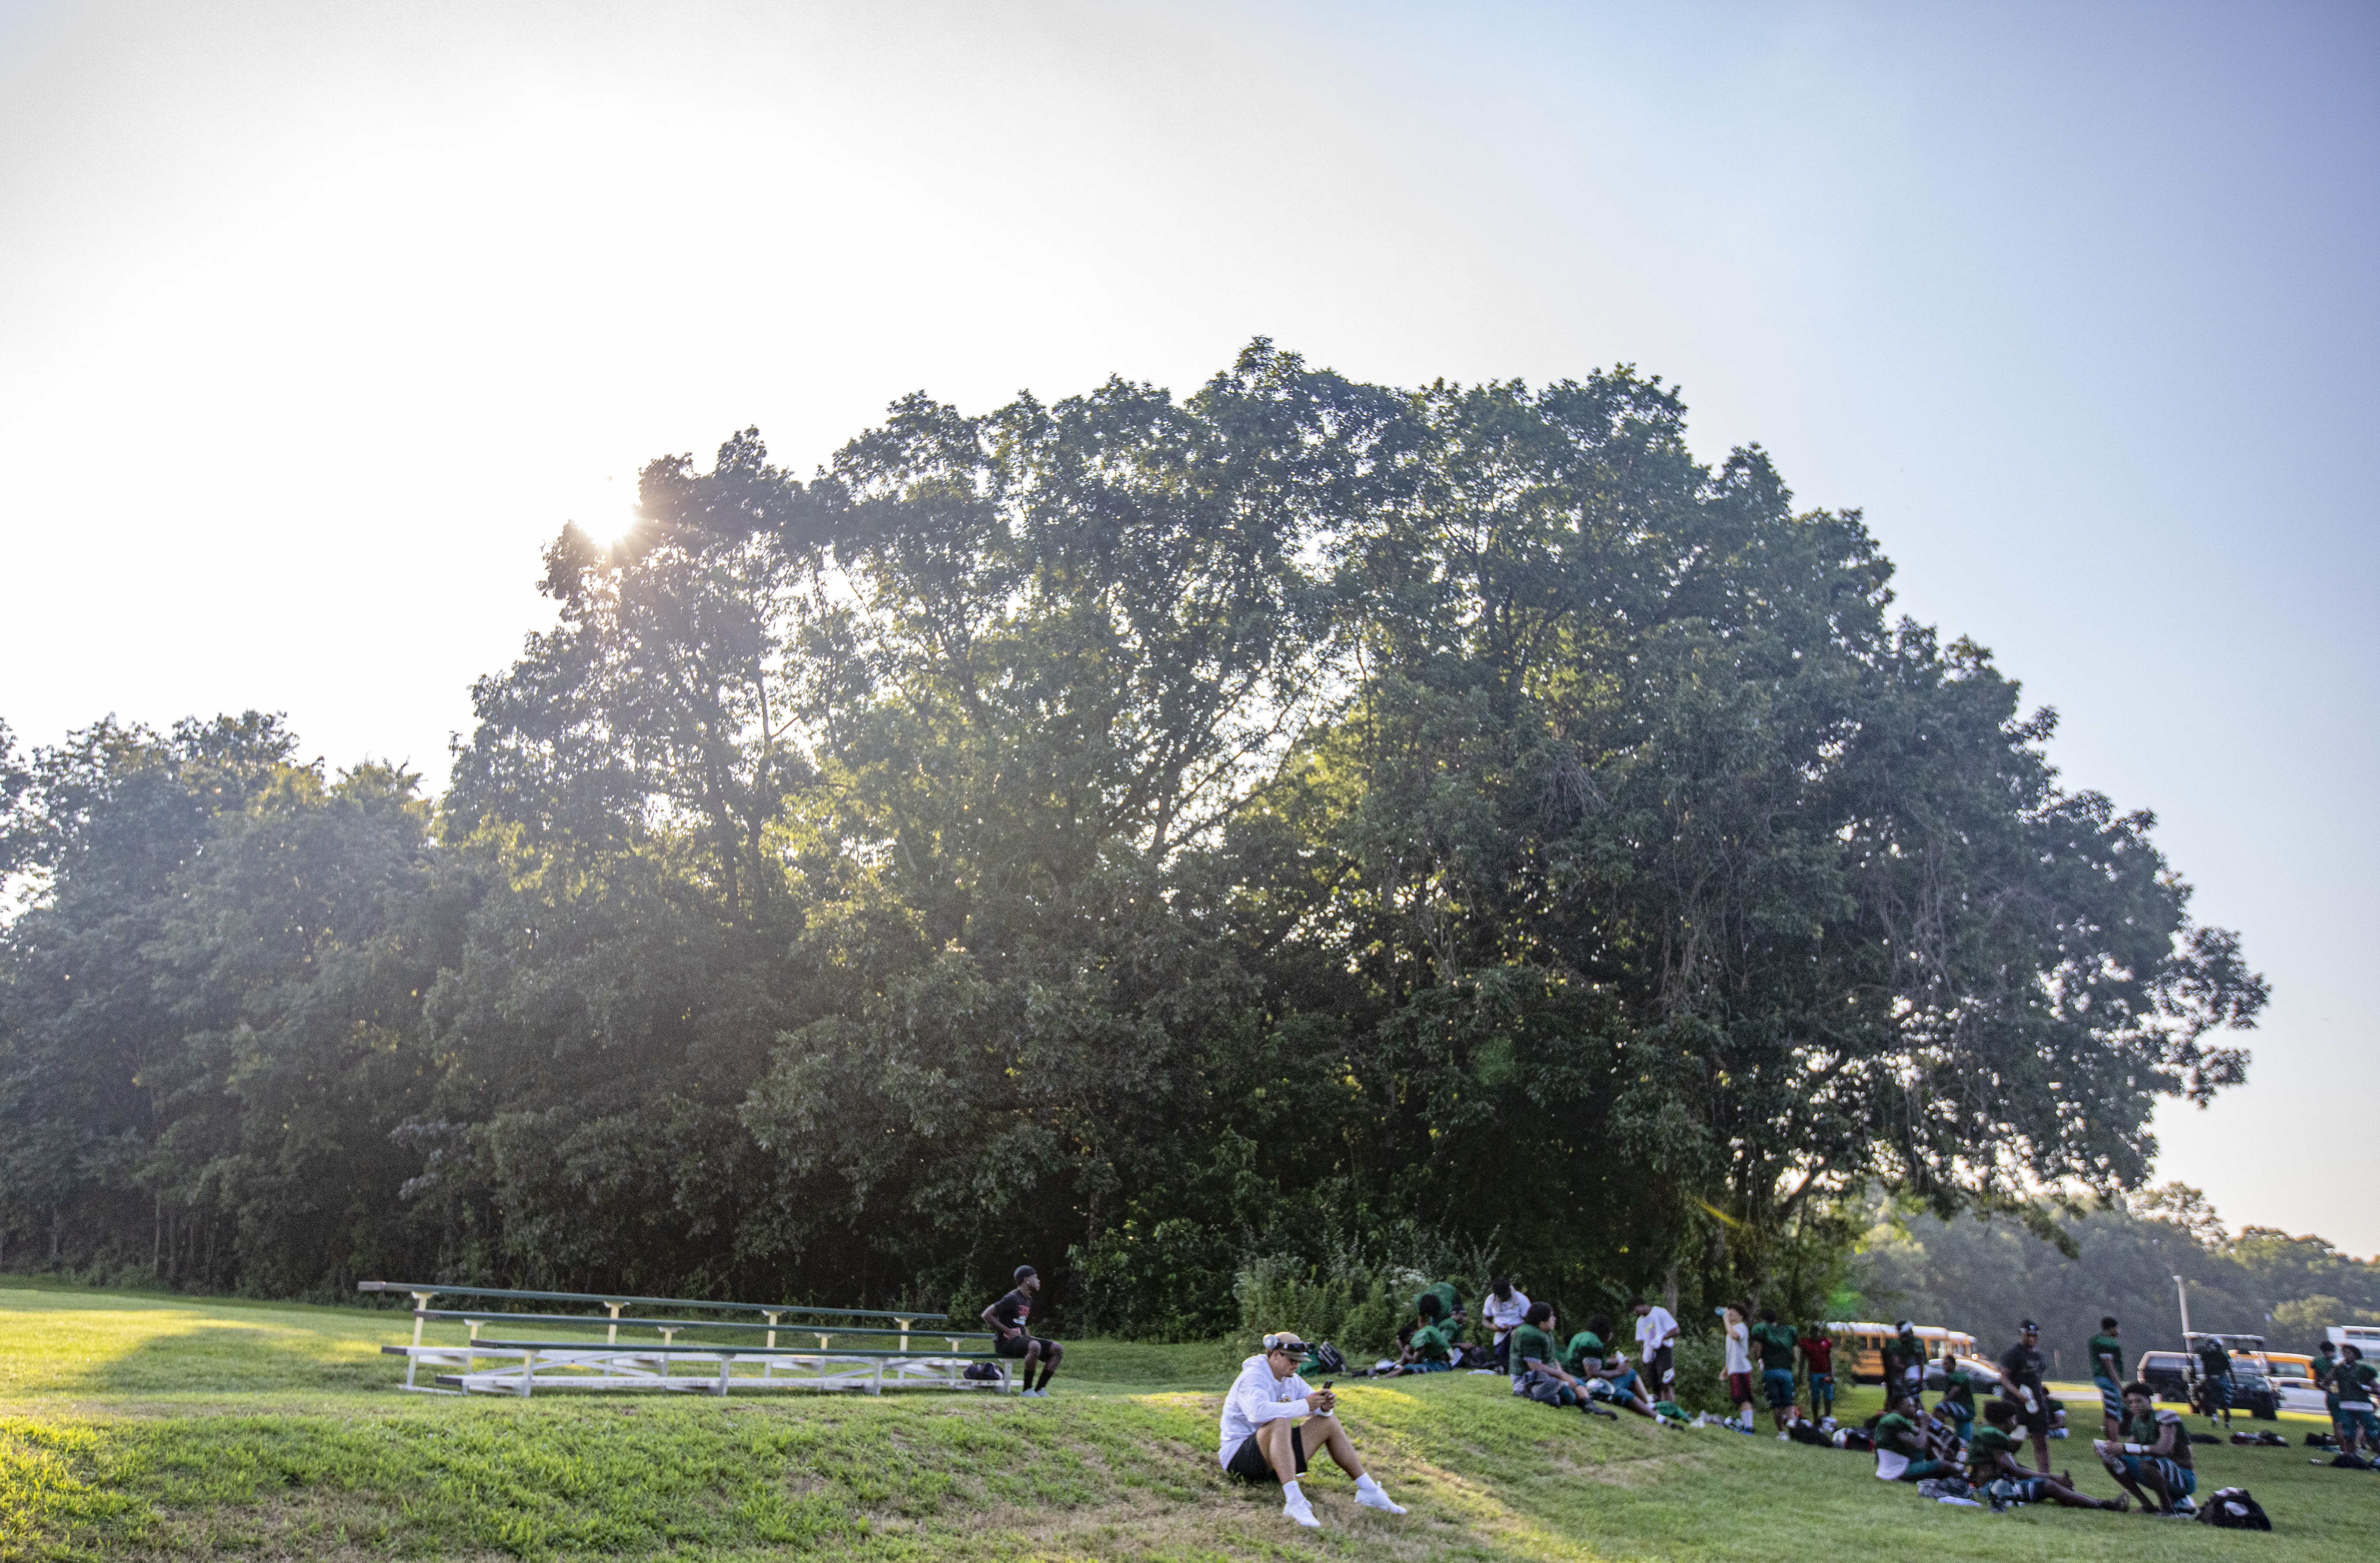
1219, 1353, 1315, 1467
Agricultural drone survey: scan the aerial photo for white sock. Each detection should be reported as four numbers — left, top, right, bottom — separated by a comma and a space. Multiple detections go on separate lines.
1280, 1481, 1304, 1505
1356, 1473, 1382, 1494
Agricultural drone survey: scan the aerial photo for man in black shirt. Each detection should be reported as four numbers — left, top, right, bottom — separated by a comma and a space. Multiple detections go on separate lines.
1998, 1318, 2052, 1471
982, 1265, 1064, 1396
2192, 1335, 2234, 1433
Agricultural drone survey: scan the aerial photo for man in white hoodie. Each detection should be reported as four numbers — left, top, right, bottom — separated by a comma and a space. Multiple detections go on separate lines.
1219, 1332, 1409, 1529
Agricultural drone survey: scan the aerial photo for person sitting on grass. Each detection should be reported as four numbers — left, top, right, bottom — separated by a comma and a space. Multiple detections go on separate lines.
1797, 1323, 1836, 1421
981, 1266, 1063, 1397
1969, 1400, 2127, 1511
1415, 1281, 1467, 1345
1386, 1309, 1456, 1375
2095, 1381, 2196, 1514
1572, 1313, 1664, 1420
1871, 1391, 1956, 1484
1510, 1301, 1615, 1417
2087, 1316, 2126, 1440
1748, 1308, 1800, 1433
1220, 1331, 1408, 1530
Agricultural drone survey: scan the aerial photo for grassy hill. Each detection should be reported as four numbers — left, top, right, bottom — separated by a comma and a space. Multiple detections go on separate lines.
1, 1280, 2368, 1561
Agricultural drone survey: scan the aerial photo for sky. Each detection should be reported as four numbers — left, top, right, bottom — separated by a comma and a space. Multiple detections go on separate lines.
1, 1, 2373, 1251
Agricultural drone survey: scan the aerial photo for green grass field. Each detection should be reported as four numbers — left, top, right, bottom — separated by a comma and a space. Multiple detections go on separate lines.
1, 1280, 2369, 1561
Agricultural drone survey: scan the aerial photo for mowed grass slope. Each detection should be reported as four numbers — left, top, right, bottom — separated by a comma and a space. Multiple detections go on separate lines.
1, 1284, 2369, 1562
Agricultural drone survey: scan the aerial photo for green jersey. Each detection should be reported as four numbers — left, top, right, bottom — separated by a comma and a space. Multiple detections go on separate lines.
1562, 1331, 1605, 1375
2127, 1408, 2191, 1469
1872, 1411, 1925, 1458
1409, 1323, 1453, 1362
1749, 1321, 1797, 1371
2337, 1361, 2378, 1404
1939, 1367, 1977, 1413
1509, 1324, 1559, 1373
1966, 1424, 2021, 1479
2311, 1356, 2336, 1393
2086, 1333, 2125, 1382
1419, 1282, 1464, 1341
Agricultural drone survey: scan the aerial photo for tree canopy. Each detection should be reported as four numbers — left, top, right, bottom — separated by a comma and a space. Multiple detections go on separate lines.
0, 343, 2270, 1328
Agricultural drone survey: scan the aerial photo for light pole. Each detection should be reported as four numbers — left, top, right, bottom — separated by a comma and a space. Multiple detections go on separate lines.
2172, 1274, 2193, 1345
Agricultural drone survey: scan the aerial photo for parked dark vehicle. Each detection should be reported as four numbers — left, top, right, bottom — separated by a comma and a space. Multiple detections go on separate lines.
2213, 1371, 2280, 1421
2140, 1351, 2194, 1401
2138, 1350, 2278, 1418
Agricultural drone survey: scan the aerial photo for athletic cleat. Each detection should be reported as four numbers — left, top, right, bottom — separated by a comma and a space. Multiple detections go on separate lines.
1283, 1496, 1322, 1529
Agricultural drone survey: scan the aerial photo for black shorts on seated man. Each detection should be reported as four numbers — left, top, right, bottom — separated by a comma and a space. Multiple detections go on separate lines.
982, 1266, 1064, 1396
1220, 1332, 1409, 1530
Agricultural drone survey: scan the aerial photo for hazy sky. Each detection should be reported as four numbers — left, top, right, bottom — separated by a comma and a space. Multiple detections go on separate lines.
2, 1, 2373, 1252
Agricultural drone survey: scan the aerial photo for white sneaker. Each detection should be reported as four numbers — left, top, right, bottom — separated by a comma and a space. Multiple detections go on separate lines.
1356, 1487, 1407, 1514
1283, 1496, 1322, 1529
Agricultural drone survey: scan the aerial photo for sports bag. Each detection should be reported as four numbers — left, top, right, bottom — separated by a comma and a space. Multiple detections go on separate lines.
1299, 1342, 1349, 1377
2195, 1487, 2271, 1530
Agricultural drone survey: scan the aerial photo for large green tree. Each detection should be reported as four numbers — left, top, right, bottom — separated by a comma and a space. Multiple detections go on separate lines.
0, 343, 2269, 1323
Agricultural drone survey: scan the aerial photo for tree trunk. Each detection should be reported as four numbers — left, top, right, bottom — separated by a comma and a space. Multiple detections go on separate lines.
1662, 1260, 1678, 1317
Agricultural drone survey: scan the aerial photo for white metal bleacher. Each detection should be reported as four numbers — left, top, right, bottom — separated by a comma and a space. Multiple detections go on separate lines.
358, 1281, 1009, 1398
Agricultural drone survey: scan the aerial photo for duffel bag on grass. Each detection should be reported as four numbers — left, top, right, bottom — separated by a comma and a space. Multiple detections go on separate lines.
2196, 1487, 2271, 1530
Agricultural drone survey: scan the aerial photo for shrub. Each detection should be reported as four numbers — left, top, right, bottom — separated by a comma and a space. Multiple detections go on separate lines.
1667, 1330, 1731, 1415
1233, 1251, 1457, 1360
1068, 1219, 1242, 1342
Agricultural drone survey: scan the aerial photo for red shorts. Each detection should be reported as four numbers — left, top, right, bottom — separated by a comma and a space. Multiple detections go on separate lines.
1728, 1371, 1756, 1404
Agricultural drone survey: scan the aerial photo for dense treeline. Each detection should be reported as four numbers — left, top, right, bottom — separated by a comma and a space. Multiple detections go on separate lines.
0, 343, 2269, 1331
1855, 1183, 2380, 1363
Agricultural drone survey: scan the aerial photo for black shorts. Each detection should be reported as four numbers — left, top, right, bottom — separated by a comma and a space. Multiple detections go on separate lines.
1226, 1423, 1306, 1482
995, 1334, 1053, 1359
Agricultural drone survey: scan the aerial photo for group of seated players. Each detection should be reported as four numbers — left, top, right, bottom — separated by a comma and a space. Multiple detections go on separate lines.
1812, 1316, 2205, 1515
1370, 1287, 2213, 1518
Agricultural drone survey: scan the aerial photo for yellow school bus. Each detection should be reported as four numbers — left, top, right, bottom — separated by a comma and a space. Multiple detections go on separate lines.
1826, 1321, 1979, 1384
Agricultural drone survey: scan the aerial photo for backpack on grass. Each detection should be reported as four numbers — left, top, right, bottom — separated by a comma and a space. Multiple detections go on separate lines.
2195, 1487, 2271, 1530
1298, 1342, 1348, 1377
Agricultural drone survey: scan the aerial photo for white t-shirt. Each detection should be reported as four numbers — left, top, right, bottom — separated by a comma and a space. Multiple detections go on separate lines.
1874, 1447, 1910, 1481
1633, 1306, 1677, 1353
1218, 1354, 1314, 1467
1482, 1289, 1531, 1339
1724, 1321, 1752, 1375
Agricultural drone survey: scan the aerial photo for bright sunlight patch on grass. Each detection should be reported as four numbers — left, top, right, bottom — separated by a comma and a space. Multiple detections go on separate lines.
1, 1281, 2373, 1561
